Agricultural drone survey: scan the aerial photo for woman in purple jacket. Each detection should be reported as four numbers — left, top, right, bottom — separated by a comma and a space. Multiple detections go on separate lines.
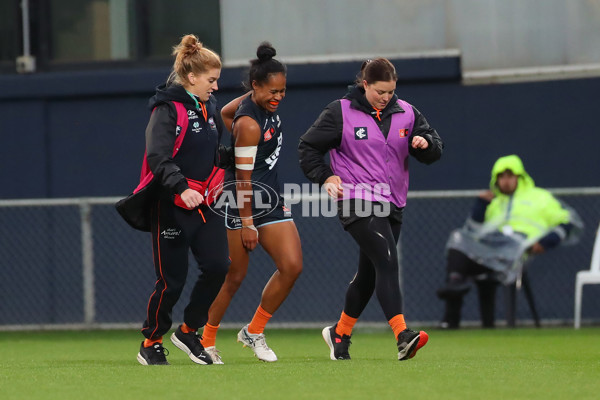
298, 58, 443, 361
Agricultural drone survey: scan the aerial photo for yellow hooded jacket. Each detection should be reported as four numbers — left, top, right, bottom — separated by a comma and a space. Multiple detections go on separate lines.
485, 155, 570, 240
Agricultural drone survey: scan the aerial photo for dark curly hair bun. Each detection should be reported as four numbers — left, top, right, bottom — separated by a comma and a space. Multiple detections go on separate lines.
257, 42, 276, 62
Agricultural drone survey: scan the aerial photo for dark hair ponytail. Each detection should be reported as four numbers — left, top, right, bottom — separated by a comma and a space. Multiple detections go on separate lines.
244, 41, 286, 90
355, 57, 397, 87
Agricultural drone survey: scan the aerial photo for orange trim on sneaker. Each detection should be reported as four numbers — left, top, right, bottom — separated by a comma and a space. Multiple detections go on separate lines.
181, 323, 196, 334
388, 314, 407, 339
335, 311, 358, 337
409, 331, 429, 359
143, 337, 162, 348
247, 305, 272, 334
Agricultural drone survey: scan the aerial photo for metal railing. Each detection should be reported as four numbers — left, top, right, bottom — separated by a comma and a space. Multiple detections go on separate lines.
1, 187, 599, 331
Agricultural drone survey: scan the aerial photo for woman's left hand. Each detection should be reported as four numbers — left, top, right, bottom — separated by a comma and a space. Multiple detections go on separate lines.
411, 136, 429, 149
530, 242, 546, 255
241, 225, 259, 251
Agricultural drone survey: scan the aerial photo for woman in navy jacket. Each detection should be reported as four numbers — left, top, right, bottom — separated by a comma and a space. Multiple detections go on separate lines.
117, 34, 230, 366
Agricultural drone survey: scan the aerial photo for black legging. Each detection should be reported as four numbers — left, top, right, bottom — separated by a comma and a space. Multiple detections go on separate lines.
442, 249, 498, 328
344, 216, 402, 320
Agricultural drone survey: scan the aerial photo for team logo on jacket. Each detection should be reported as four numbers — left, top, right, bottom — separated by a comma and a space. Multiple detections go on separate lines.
192, 121, 202, 133
208, 117, 216, 130
264, 127, 274, 141
354, 127, 368, 140
399, 129, 408, 138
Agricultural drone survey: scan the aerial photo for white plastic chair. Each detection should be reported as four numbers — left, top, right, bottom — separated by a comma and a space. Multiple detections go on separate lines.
574, 222, 600, 329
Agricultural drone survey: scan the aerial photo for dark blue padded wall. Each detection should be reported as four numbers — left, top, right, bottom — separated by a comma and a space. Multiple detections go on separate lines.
1, 56, 599, 327
1, 56, 598, 199
0, 100, 49, 198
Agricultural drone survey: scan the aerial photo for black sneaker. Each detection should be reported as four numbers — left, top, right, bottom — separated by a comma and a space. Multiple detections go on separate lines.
397, 329, 429, 361
170, 325, 213, 365
322, 324, 351, 360
137, 341, 169, 365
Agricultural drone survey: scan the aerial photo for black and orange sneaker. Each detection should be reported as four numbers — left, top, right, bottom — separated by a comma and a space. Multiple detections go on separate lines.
397, 329, 429, 361
170, 325, 213, 365
322, 324, 351, 360
137, 341, 169, 365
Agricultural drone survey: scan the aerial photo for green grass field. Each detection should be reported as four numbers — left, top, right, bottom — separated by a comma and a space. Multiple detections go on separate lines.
1, 327, 598, 399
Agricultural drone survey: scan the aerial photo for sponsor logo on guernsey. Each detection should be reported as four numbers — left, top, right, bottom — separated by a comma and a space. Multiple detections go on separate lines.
354, 127, 368, 140
187, 110, 198, 119
399, 129, 408, 138
265, 134, 283, 170
264, 127, 274, 141
283, 204, 292, 218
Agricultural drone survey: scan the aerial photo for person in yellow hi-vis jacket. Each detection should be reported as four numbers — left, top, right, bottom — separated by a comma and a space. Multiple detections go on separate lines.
437, 154, 583, 328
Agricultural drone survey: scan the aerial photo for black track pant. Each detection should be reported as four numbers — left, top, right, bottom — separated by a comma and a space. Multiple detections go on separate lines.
142, 200, 230, 340
442, 249, 498, 328
343, 216, 403, 320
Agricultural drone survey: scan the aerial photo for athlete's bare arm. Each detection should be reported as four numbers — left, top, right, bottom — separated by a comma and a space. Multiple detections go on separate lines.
234, 116, 261, 251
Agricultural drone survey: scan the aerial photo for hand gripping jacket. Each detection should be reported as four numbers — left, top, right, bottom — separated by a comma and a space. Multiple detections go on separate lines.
115, 101, 225, 232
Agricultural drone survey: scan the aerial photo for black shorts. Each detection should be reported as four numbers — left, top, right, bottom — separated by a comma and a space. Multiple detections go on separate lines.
224, 195, 293, 230
337, 199, 403, 230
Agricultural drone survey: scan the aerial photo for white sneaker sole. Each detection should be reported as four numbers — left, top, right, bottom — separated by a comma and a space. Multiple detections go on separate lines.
136, 352, 149, 365
397, 334, 420, 360
136, 352, 168, 366
321, 326, 337, 361
170, 333, 211, 365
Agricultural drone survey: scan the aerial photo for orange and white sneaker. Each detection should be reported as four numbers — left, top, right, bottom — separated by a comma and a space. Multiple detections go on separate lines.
397, 329, 428, 361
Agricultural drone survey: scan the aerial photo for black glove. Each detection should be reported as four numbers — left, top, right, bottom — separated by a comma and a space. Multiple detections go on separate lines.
216, 144, 234, 169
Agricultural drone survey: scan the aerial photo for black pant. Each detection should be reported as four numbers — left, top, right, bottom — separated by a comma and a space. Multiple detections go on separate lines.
142, 200, 230, 340
343, 216, 403, 320
442, 249, 498, 328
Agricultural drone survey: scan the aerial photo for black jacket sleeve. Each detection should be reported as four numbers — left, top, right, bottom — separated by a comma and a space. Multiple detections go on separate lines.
408, 106, 443, 164
213, 108, 234, 169
471, 197, 490, 222
298, 100, 343, 185
538, 222, 574, 250
145, 103, 188, 194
